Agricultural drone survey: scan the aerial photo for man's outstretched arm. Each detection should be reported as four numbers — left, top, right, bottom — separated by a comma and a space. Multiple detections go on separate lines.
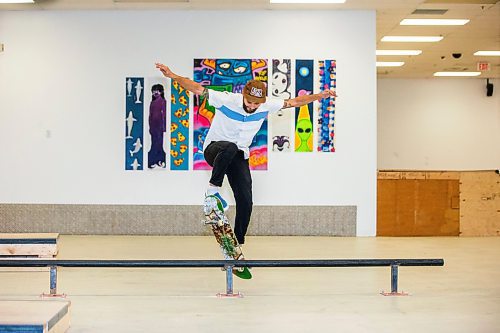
155, 63, 205, 95
282, 90, 337, 109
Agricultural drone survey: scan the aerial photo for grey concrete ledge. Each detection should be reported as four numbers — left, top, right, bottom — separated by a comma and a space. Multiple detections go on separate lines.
0, 204, 356, 236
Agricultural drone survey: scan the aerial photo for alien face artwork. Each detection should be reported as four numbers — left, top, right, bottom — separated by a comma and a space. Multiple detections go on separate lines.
295, 117, 313, 152
294, 60, 314, 152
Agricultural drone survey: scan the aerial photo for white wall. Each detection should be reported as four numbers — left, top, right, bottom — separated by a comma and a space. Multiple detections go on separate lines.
0, 10, 377, 236
378, 78, 500, 170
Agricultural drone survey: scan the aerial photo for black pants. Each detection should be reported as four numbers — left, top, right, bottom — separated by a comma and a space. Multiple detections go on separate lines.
204, 141, 252, 245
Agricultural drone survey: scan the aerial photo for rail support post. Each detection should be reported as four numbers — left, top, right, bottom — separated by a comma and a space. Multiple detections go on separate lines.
41, 266, 66, 298
381, 263, 409, 296
217, 263, 243, 298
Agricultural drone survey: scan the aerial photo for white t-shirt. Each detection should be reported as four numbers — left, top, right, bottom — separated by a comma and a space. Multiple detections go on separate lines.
203, 89, 284, 159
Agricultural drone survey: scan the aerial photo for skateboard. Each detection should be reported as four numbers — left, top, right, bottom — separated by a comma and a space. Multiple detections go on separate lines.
203, 195, 252, 279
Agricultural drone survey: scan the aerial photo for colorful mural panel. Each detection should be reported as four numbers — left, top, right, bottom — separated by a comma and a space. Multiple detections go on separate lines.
193, 58, 269, 170
294, 60, 314, 152
270, 59, 293, 152
145, 77, 167, 169
125, 77, 144, 170
318, 60, 336, 152
170, 80, 190, 170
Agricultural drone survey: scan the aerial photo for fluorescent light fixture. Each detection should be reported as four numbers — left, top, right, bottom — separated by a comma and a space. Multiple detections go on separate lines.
382, 36, 443, 42
270, 0, 346, 3
433, 72, 481, 77
474, 51, 500, 56
376, 62, 405, 67
400, 19, 469, 26
0, 0, 34, 3
114, 0, 188, 2
376, 50, 422, 56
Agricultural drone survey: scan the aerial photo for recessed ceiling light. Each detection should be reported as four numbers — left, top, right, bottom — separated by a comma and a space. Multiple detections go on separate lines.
270, 0, 346, 3
376, 50, 422, 56
0, 0, 34, 3
376, 62, 405, 67
382, 36, 443, 42
474, 51, 500, 56
433, 72, 481, 77
400, 19, 469, 26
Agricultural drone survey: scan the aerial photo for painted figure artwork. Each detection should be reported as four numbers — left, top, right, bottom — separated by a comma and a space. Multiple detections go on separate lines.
270, 59, 293, 152
295, 60, 314, 152
318, 60, 336, 152
193, 58, 269, 170
125, 77, 144, 170
170, 80, 190, 170
147, 83, 167, 169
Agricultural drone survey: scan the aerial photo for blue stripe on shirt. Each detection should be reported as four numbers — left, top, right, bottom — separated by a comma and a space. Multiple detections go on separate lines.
219, 105, 268, 122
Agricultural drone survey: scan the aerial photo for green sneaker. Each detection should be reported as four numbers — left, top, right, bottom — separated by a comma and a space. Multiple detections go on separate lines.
233, 266, 252, 279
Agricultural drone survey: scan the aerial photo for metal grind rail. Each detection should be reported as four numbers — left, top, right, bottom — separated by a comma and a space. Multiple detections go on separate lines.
0, 259, 444, 297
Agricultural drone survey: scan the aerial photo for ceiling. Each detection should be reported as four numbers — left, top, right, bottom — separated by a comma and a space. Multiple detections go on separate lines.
1, 0, 499, 78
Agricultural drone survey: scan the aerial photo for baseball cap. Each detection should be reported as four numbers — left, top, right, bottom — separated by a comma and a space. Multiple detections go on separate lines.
243, 80, 267, 104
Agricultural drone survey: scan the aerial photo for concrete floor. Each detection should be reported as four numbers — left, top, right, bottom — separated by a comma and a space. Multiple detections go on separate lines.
0, 236, 499, 333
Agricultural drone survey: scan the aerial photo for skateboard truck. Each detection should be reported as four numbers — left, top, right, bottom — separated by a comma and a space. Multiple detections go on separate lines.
217, 263, 243, 298
203, 219, 224, 227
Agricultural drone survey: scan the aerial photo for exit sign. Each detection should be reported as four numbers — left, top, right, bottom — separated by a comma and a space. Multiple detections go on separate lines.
477, 62, 490, 71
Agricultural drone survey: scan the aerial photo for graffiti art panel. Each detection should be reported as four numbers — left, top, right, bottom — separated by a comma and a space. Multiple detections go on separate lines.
193, 58, 269, 170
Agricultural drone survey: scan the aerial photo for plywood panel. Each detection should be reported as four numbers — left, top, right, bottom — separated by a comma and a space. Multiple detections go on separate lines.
0, 300, 71, 332
0, 233, 59, 239
378, 171, 460, 180
377, 179, 459, 236
460, 171, 500, 236
0, 233, 59, 257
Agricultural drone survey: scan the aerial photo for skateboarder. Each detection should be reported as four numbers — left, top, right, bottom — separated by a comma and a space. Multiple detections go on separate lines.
156, 62, 336, 246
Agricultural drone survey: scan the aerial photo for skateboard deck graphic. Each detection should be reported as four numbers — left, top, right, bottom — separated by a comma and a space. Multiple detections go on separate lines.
203, 195, 252, 279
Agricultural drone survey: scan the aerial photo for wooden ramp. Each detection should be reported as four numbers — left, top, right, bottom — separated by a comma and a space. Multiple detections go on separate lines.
0, 300, 70, 333
0, 234, 59, 258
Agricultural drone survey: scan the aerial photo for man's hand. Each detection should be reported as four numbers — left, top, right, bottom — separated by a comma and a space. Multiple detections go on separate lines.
155, 63, 205, 95
320, 89, 337, 99
155, 63, 175, 79
282, 89, 338, 109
